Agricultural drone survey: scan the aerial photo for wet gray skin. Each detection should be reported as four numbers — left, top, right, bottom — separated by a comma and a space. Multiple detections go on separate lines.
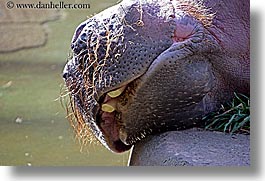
63, 0, 250, 153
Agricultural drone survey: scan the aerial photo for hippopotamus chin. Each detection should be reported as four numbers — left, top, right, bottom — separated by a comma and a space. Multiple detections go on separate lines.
63, 0, 250, 153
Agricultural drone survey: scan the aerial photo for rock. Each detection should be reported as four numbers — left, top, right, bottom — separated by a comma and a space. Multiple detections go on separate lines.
0, 24, 47, 52
129, 128, 250, 166
0, 0, 60, 53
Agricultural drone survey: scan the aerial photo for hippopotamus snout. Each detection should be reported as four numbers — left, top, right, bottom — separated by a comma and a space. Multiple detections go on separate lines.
63, 0, 249, 153
63, 0, 216, 152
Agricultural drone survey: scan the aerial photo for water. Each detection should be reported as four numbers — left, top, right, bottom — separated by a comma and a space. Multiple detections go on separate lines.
0, 0, 130, 166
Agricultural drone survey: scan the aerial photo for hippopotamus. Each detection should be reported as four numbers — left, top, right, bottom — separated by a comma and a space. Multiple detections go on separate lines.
63, 0, 250, 154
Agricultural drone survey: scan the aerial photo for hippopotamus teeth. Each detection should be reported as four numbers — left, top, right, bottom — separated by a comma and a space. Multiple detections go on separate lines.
102, 104, 115, 113
107, 86, 126, 98
101, 99, 117, 113
119, 128, 129, 145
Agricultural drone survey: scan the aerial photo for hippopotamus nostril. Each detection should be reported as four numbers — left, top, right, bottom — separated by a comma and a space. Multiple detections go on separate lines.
72, 23, 86, 44
80, 33, 87, 42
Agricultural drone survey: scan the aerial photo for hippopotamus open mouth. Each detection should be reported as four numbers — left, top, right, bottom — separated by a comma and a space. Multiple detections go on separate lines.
63, 0, 250, 153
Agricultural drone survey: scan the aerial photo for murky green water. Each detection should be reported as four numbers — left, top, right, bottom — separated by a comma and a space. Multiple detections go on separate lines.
0, 0, 130, 166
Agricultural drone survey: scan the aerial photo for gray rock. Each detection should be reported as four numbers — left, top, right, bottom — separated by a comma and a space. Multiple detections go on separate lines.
129, 128, 250, 166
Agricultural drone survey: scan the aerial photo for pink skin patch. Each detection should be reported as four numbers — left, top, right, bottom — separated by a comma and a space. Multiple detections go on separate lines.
101, 112, 120, 141
101, 94, 120, 141
172, 20, 196, 42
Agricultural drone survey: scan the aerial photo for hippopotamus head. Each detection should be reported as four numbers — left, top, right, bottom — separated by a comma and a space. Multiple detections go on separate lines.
63, 0, 249, 152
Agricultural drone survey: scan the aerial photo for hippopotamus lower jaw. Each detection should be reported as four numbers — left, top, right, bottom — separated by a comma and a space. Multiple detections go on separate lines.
63, 29, 218, 153
95, 42, 217, 150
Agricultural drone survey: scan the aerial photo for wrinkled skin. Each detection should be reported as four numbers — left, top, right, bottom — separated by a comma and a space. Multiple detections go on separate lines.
63, 0, 250, 153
